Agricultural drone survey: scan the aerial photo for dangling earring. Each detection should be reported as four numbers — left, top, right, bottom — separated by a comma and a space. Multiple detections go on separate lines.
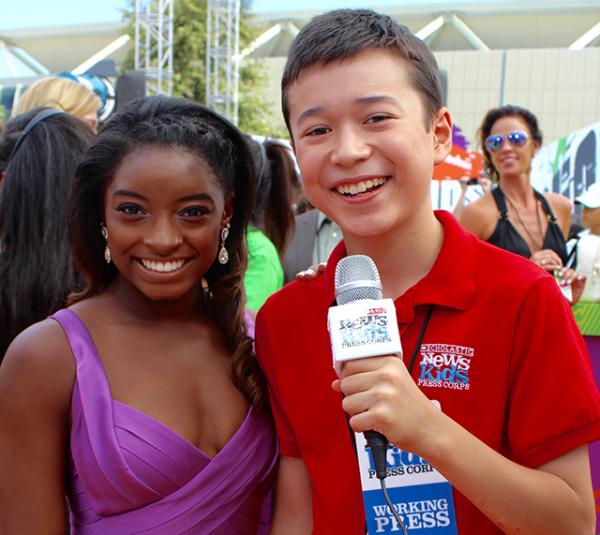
101, 224, 111, 264
218, 223, 230, 265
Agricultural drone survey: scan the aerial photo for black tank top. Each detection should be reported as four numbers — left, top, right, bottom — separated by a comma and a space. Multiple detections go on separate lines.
487, 187, 568, 265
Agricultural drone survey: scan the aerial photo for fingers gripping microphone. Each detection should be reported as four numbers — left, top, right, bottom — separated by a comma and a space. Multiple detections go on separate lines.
332, 255, 402, 480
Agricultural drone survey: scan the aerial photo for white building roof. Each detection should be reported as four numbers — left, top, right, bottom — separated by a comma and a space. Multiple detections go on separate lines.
0, 1, 598, 81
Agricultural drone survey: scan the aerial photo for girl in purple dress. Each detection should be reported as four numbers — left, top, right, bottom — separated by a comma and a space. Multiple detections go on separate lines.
0, 97, 277, 534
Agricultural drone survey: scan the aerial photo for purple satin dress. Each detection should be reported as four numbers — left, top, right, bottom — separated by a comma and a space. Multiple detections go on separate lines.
51, 309, 277, 534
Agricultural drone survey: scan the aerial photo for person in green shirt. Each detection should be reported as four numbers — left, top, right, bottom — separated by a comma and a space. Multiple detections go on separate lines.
244, 136, 299, 310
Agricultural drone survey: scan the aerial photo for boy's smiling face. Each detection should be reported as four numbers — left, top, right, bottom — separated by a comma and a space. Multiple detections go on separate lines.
287, 48, 451, 243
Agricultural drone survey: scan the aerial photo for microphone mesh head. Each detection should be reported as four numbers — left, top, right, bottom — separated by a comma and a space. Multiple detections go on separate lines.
335, 255, 383, 305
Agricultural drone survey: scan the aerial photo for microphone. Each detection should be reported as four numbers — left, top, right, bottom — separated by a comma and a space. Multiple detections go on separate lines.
330, 254, 403, 480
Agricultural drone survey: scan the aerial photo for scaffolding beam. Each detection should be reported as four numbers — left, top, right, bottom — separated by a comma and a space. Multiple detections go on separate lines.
206, 0, 240, 124
134, 0, 174, 96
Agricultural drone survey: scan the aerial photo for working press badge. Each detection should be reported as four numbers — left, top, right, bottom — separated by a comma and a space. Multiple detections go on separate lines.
356, 432, 458, 534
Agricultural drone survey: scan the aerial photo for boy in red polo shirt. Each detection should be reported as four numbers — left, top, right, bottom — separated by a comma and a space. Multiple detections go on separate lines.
255, 9, 600, 534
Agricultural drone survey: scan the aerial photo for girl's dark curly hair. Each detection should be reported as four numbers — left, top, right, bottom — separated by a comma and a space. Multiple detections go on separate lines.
0, 108, 93, 359
69, 96, 265, 407
477, 104, 543, 182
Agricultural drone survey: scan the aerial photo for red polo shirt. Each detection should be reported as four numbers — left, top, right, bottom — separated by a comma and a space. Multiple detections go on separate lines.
255, 210, 600, 534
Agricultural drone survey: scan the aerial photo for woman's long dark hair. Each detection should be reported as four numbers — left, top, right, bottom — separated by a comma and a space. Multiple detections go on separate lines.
0, 108, 94, 359
246, 137, 298, 258
69, 96, 266, 407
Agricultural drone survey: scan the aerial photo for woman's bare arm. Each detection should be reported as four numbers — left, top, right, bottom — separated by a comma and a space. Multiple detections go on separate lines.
0, 320, 75, 535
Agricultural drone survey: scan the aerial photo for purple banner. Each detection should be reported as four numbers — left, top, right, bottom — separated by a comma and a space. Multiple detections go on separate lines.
584, 336, 600, 525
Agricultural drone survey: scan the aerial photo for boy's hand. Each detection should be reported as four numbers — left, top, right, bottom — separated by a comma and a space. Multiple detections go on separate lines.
296, 262, 326, 281
332, 356, 442, 454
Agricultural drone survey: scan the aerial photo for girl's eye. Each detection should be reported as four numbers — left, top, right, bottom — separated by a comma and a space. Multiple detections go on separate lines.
181, 206, 209, 217
117, 204, 144, 215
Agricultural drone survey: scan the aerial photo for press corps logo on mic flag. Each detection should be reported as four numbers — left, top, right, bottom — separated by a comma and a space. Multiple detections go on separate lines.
327, 299, 402, 374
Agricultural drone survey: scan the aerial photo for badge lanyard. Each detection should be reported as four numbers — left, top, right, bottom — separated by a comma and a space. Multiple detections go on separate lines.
407, 304, 434, 375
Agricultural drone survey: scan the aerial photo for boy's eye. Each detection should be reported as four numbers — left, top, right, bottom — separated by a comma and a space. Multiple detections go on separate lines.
366, 114, 390, 124
181, 206, 210, 217
305, 126, 330, 137
117, 203, 145, 216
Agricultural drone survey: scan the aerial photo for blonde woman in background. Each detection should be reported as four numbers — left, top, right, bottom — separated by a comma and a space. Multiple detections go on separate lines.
13, 77, 101, 132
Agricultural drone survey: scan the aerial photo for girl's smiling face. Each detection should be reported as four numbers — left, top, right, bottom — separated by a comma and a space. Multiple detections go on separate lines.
103, 145, 231, 302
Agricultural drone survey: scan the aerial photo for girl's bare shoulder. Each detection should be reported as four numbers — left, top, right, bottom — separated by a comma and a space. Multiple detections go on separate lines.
1, 317, 76, 407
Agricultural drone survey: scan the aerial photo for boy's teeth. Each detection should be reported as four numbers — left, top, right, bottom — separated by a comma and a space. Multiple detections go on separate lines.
336, 177, 386, 196
140, 259, 185, 273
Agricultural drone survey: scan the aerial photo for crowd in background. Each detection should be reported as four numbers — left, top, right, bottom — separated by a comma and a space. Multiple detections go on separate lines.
1, 75, 599, 358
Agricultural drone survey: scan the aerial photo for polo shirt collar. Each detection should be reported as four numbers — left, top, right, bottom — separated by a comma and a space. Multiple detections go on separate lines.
317, 210, 331, 230
324, 210, 477, 323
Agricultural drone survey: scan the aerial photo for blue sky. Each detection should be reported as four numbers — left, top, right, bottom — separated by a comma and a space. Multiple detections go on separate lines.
2, 1, 473, 30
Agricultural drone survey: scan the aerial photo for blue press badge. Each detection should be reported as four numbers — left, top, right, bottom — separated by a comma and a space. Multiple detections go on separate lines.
355, 433, 458, 534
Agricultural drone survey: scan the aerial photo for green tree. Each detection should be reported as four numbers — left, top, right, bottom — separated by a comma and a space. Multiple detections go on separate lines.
122, 0, 287, 137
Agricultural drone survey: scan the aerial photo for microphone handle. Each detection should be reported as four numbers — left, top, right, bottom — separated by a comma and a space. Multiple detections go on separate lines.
364, 430, 389, 480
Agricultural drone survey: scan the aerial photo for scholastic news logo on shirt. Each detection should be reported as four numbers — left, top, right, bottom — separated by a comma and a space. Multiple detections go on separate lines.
417, 344, 474, 390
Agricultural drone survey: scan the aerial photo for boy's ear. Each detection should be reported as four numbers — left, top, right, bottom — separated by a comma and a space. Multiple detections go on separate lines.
432, 107, 453, 165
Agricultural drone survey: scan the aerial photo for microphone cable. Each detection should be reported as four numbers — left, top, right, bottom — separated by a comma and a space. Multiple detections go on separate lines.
369, 433, 409, 535
380, 478, 408, 535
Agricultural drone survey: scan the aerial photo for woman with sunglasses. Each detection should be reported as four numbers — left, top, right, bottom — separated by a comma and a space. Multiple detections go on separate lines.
458, 104, 585, 303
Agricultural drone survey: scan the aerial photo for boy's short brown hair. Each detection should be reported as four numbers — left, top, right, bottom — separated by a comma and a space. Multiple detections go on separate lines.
281, 9, 443, 134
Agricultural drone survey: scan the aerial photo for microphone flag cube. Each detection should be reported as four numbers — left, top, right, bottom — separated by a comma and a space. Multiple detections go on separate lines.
327, 298, 402, 375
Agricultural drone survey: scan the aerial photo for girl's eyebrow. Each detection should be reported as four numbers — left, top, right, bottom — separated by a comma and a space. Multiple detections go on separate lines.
113, 189, 147, 200
177, 193, 214, 203
112, 190, 215, 203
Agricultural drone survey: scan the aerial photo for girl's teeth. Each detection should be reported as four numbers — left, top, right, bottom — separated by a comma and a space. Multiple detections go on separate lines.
141, 259, 185, 272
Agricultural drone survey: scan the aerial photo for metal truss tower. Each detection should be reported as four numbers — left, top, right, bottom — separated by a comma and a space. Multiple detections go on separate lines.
206, 0, 240, 125
134, 0, 174, 96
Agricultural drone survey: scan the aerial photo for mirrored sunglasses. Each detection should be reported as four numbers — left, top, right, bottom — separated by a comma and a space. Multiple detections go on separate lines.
485, 131, 528, 152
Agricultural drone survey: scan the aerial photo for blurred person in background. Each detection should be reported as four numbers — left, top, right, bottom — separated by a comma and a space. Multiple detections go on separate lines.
283, 207, 341, 283
244, 136, 298, 310
457, 104, 585, 303
13, 76, 101, 132
452, 175, 493, 219
569, 183, 600, 302
0, 108, 94, 360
